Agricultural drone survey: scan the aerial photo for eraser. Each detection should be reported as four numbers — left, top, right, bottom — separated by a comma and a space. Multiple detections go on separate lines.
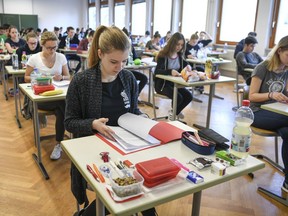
211, 162, 226, 176
186, 171, 204, 184
123, 159, 134, 168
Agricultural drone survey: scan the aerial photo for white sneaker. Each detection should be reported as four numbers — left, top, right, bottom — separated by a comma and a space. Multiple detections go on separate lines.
50, 144, 62, 160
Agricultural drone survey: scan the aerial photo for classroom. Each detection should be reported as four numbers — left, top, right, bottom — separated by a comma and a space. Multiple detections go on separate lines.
0, 0, 287, 215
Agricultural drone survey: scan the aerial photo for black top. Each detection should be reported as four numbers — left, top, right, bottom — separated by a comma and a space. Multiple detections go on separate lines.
16, 43, 41, 63
5, 38, 26, 54
58, 35, 80, 49
101, 76, 129, 126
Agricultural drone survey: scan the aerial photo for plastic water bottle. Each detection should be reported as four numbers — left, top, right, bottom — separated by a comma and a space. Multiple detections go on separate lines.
21, 51, 27, 68
65, 37, 70, 49
223, 43, 228, 52
12, 50, 19, 70
0, 38, 5, 53
30, 68, 39, 87
230, 100, 254, 158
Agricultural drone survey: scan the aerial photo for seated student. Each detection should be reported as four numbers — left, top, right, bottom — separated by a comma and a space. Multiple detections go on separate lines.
122, 27, 148, 104
5, 26, 26, 54
24, 31, 70, 160
64, 25, 157, 216
234, 31, 257, 59
138, 30, 151, 47
159, 31, 172, 48
198, 31, 213, 48
58, 26, 81, 73
249, 35, 288, 193
16, 32, 41, 68
154, 32, 193, 120
236, 36, 263, 84
77, 30, 95, 53
145, 32, 161, 53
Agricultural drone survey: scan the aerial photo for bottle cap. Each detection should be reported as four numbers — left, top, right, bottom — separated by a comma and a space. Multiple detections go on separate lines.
242, 100, 250, 106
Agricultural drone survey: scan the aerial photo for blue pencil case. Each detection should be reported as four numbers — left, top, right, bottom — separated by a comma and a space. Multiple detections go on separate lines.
181, 131, 216, 155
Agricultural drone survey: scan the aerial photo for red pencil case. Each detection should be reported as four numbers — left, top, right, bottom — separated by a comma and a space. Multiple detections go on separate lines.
33, 84, 55, 95
135, 157, 181, 188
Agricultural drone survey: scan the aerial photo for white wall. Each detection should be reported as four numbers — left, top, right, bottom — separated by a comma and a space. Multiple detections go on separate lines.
0, 0, 88, 31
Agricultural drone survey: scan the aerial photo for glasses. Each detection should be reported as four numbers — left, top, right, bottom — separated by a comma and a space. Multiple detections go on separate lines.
44, 46, 57, 51
28, 42, 37, 45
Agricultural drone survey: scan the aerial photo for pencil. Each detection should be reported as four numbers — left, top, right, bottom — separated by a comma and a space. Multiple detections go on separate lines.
93, 163, 105, 183
194, 131, 204, 146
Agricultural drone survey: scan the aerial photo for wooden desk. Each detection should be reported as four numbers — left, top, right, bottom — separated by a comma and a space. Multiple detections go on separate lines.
0, 54, 11, 100
61, 121, 264, 216
58, 48, 77, 55
19, 83, 68, 180
261, 102, 288, 116
6, 66, 26, 128
155, 75, 235, 128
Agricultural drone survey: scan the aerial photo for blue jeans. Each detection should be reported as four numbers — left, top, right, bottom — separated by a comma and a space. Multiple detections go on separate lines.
252, 109, 288, 183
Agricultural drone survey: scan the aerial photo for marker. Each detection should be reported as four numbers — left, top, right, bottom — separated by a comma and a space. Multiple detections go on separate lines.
93, 164, 105, 183
87, 164, 99, 182
194, 131, 204, 146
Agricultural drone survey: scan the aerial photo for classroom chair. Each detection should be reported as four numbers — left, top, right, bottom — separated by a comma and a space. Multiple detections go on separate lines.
151, 84, 169, 120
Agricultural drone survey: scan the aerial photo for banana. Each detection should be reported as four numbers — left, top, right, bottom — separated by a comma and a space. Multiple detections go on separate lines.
39, 89, 63, 96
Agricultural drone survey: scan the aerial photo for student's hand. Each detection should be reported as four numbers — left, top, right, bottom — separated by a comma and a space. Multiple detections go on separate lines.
92, 118, 115, 140
171, 69, 181, 77
53, 74, 63, 81
270, 92, 288, 103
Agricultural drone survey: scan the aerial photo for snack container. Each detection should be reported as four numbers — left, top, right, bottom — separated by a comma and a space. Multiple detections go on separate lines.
135, 157, 181, 188
36, 77, 52, 86
109, 169, 143, 197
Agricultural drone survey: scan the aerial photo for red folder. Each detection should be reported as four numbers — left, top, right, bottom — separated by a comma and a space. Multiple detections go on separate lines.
149, 122, 184, 144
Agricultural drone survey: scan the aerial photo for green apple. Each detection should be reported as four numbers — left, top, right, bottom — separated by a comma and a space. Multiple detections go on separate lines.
134, 58, 141, 65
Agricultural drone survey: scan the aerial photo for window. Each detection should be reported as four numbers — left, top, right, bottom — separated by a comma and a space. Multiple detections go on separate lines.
181, 0, 208, 40
89, 6, 96, 29
153, 0, 172, 37
269, 0, 288, 47
131, 1, 146, 36
101, 6, 109, 26
216, 0, 258, 44
114, 3, 125, 28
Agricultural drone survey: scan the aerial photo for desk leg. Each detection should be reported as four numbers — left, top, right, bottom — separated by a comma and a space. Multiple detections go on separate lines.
96, 196, 105, 216
13, 75, 21, 128
193, 84, 214, 129
192, 191, 202, 216
32, 101, 49, 180
1, 62, 8, 100
141, 68, 158, 108
172, 84, 178, 120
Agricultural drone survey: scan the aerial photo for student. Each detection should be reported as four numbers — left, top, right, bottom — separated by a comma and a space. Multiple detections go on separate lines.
234, 31, 257, 59
145, 32, 161, 52
59, 26, 81, 73
154, 32, 193, 120
249, 35, 288, 193
236, 36, 263, 84
16, 32, 41, 67
24, 31, 70, 160
5, 26, 26, 54
77, 30, 95, 53
159, 31, 172, 48
64, 25, 156, 216
138, 30, 151, 46
198, 31, 213, 48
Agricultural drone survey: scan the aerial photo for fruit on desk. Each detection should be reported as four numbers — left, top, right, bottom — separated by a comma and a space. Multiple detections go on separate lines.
211, 71, 220, 79
39, 89, 64, 96
134, 58, 141, 65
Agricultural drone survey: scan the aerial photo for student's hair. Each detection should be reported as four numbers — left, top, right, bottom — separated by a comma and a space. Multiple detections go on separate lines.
40, 31, 59, 46
244, 36, 258, 45
145, 30, 150, 36
54, 26, 60, 31
88, 30, 95, 38
88, 25, 131, 68
153, 32, 161, 39
266, 35, 288, 71
26, 32, 38, 41
67, 26, 74, 32
190, 31, 199, 40
248, 32, 257, 37
8, 26, 18, 38
157, 32, 186, 60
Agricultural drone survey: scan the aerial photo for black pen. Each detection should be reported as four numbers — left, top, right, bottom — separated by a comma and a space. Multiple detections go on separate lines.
87, 164, 100, 182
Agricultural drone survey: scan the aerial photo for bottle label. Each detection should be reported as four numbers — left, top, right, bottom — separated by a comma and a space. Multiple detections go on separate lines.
231, 133, 251, 152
